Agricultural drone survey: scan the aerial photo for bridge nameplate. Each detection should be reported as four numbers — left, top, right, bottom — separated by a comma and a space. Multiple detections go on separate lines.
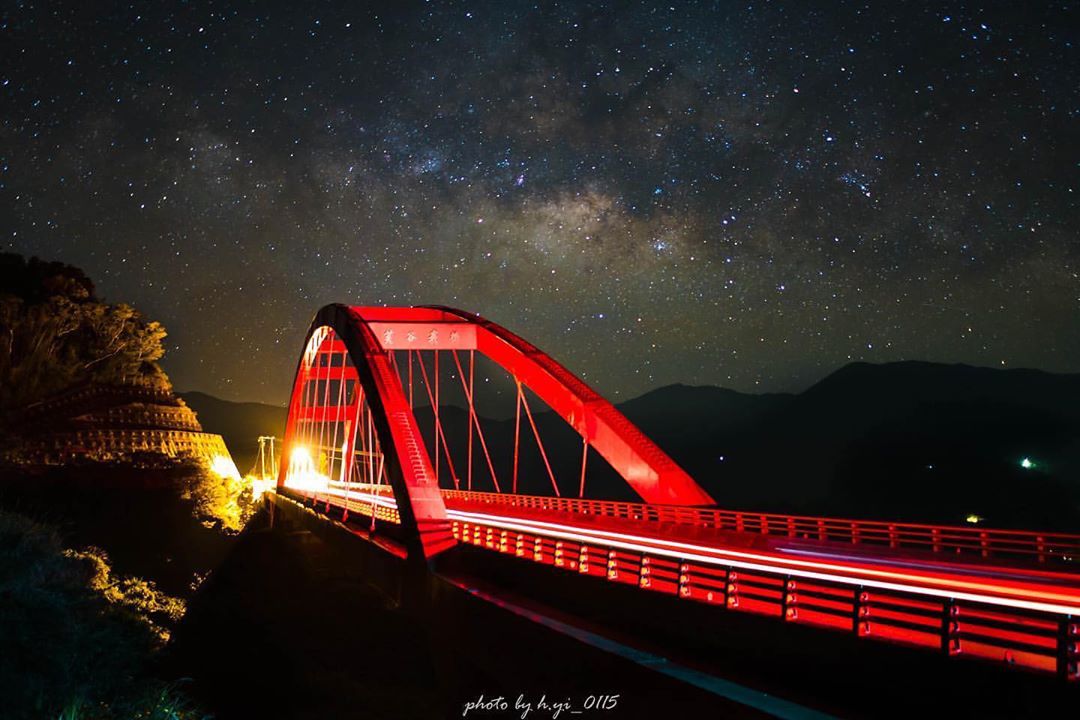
368, 322, 478, 351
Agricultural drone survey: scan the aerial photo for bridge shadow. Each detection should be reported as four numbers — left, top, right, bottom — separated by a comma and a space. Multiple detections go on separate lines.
166, 501, 753, 719
168, 495, 1080, 719
166, 504, 441, 718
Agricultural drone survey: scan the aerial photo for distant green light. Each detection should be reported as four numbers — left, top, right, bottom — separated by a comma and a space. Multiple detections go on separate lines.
1020, 457, 1036, 470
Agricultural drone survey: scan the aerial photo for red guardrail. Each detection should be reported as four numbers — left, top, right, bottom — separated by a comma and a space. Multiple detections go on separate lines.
284, 485, 1080, 680
440, 489, 1080, 567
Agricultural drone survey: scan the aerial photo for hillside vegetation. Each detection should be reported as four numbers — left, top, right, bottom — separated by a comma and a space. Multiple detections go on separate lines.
0, 253, 170, 417
0, 509, 202, 720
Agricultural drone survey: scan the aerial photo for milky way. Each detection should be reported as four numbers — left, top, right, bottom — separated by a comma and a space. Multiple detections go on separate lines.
2, 1, 1077, 404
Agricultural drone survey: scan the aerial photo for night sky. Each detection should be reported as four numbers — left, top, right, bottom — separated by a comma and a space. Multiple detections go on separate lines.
2, 1, 1077, 405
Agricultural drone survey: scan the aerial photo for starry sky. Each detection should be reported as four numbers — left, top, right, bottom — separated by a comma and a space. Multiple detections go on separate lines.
2, 1, 1078, 405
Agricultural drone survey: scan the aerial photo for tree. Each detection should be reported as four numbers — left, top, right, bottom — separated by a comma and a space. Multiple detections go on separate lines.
0, 253, 173, 418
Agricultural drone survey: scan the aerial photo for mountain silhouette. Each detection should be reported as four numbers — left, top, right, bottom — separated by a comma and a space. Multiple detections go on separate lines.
178, 391, 287, 474
183, 361, 1080, 530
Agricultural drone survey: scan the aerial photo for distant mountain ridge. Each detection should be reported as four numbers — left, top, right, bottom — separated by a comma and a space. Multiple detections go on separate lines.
178, 392, 286, 474
644, 362, 1080, 529
183, 361, 1080, 530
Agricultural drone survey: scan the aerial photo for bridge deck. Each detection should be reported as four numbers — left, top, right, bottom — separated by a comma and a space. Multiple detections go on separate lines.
285, 483, 1080, 679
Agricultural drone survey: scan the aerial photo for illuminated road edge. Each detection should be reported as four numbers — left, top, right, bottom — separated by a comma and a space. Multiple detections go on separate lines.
292, 485, 1080, 617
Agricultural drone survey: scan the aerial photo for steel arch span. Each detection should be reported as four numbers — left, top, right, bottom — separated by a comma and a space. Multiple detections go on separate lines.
277, 304, 714, 560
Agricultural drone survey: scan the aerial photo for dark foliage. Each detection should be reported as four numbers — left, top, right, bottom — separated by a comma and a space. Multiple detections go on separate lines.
0, 252, 170, 418
0, 509, 204, 720
0, 254, 96, 304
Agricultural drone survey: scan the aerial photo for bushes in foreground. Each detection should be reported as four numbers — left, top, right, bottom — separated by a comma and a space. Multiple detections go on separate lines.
0, 510, 204, 719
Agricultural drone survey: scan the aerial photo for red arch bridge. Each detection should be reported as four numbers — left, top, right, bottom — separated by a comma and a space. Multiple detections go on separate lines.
275, 304, 1080, 692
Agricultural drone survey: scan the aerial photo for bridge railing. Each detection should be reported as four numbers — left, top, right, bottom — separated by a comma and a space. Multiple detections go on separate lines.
438, 489, 1080, 567
287, 482, 1080, 680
